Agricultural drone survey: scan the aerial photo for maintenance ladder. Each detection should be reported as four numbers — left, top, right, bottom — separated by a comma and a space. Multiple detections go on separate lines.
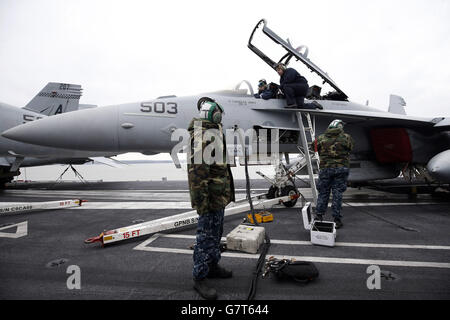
296, 111, 320, 206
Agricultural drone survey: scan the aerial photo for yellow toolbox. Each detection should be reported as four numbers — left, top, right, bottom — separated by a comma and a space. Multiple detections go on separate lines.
247, 211, 274, 224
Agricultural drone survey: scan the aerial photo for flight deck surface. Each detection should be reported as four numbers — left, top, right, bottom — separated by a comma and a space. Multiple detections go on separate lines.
0, 180, 449, 300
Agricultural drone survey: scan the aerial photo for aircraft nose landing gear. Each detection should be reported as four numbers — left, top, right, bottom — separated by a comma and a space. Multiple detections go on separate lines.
280, 185, 299, 208
266, 184, 299, 208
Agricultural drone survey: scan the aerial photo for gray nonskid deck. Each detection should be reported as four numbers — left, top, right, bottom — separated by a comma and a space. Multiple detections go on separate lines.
0, 180, 449, 300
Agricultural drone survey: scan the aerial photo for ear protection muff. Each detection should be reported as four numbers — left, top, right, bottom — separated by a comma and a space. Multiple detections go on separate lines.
211, 108, 222, 124
198, 97, 224, 124
199, 101, 223, 124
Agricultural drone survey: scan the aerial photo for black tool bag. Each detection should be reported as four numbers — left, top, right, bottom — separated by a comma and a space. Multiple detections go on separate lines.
264, 258, 319, 283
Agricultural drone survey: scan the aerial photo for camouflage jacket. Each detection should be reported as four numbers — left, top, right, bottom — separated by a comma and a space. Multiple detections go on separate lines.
317, 127, 354, 168
187, 118, 235, 215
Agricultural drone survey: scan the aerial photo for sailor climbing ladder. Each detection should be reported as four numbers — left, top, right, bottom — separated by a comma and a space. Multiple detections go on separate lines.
296, 111, 320, 206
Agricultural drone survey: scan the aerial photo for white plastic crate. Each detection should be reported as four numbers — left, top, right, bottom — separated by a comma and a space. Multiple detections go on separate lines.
226, 224, 266, 253
301, 202, 336, 247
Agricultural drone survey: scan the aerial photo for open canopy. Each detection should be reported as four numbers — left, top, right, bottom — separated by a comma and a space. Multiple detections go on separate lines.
248, 19, 348, 101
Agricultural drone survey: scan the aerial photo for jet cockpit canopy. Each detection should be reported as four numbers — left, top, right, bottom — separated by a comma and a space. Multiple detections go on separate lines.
248, 19, 348, 101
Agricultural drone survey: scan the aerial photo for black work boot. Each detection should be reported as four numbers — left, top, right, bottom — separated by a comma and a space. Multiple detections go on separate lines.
207, 264, 233, 279
334, 217, 343, 229
312, 101, 323, 110
193, 278, 217, 300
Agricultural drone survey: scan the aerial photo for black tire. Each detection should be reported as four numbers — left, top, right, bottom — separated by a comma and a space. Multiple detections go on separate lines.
281, 185, 298, 207
0, 180, 8, 190
266, 185, 279, 199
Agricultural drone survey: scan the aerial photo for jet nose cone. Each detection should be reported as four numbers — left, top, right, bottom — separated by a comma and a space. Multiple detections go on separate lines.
2, 122, 45, 144
2, 107, 120, 151
2, 127, 22, 141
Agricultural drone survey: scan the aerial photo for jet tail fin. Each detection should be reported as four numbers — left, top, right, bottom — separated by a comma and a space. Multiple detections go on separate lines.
388, 94, 407, 115
23, 82, 82, 116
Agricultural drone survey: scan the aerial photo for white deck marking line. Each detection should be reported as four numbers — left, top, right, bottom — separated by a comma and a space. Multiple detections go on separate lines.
3, 189, 267, 194
73, 202, 194, 209
136, 233, 450, 251
342, 202, 444, 206
0, 221, 28, 239
133, 235, 450, 269
63, 201, 444, 209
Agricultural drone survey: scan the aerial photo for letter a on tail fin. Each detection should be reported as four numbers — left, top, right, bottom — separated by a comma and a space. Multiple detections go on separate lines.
23, 82, 83, 116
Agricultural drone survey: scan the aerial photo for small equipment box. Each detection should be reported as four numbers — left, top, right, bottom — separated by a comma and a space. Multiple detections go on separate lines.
226, 224, 266, 254
301, 202, 336, 247
246, 211, 274, 224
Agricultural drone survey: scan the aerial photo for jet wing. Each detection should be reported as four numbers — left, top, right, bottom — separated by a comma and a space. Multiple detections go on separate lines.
251, 107, 445, 129
255, 124, 302, 131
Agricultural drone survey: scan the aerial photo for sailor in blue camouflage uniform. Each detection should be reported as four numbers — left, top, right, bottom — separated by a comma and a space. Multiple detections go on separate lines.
315, 119, 354, 229
187, 97, 235, 300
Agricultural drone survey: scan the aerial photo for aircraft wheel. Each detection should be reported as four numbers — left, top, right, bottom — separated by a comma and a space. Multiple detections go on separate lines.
281, 185, 298, 208
0, 180, 8, 190
266, 185, 279, 199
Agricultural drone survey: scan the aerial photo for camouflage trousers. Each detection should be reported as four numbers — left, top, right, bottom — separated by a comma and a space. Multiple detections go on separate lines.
316, 167, 350, 219
193, 208, 224, 280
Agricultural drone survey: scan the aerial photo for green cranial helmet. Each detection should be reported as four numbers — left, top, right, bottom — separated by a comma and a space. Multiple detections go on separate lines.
328, 119, 345, 129
198, 97, 224, 124
197, 97, 215, 111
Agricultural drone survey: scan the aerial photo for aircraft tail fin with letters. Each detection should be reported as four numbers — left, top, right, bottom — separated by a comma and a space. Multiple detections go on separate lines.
388, 94, 407, 115
23, 82, 82, 116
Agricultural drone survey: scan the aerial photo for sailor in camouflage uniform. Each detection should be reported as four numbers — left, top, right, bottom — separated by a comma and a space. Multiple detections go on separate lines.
316, 119, 354, 229
187, 97, 235, 300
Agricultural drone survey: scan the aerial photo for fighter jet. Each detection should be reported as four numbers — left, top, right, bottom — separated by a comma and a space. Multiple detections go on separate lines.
0, 82, 123, 187
3, 20, 449, 189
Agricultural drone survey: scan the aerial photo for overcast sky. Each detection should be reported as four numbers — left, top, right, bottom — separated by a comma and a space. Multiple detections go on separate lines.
1, 0, 449, 160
